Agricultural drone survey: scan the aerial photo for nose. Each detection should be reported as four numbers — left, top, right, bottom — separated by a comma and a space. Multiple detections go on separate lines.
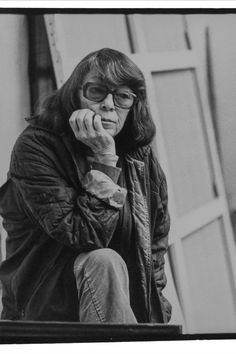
100, 93, 115, 111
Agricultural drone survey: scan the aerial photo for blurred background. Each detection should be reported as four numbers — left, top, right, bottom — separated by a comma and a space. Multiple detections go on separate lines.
1, 11, 236, 334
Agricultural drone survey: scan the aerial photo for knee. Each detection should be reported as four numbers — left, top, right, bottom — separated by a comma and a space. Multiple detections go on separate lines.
89, 248, 127, 271
76, 248, 128, 276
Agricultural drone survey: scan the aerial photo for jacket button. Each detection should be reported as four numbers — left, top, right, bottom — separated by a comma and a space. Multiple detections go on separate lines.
21, 309, 25, 318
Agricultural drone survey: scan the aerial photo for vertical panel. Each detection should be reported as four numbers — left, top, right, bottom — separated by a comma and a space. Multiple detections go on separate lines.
141, 14, 187, 52
0, 14, 30, 261
0, 15, 30, 185
185, 14, 211, 81
152, 69, 214, 215
207, 16, 236, 212
183, 219, 236, 333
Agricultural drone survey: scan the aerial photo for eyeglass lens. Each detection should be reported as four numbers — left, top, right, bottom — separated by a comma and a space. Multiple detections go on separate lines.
83, 84, 135, 108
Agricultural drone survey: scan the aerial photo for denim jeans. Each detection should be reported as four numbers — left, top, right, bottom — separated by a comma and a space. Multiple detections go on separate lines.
73, 248, 138, 323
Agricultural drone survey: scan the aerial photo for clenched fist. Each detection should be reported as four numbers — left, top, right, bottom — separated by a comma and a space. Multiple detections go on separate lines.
69, 109, 118, 166
69, 109, 116, 154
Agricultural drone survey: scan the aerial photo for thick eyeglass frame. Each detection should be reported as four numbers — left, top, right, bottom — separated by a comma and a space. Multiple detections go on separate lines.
81, 82, 137, 109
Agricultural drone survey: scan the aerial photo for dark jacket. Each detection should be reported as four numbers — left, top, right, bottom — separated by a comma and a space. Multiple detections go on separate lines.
0, 122, 171, 323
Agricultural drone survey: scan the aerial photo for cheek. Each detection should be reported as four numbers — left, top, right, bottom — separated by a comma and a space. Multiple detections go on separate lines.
79, 97, 91, 109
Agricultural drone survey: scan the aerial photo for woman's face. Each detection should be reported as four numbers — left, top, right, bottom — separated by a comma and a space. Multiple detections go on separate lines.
78, 70, 134, 137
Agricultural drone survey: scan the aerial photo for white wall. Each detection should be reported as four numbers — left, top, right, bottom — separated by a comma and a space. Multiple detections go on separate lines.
0, 15, 30, 262
0, 14, 30, 185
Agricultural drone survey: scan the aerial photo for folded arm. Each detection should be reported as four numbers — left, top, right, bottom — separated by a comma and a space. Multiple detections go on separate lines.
10, 133, 126, 252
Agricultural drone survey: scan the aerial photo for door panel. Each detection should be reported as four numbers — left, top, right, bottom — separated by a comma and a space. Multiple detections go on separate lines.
153, 69, 214, 215
141, 14, 187, 52
183, 219, 236, 332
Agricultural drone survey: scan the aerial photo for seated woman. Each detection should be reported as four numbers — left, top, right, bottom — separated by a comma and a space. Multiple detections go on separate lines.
0, 48, 171, 323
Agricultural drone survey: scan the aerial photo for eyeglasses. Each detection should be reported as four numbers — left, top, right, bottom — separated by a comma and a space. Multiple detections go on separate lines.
81, 82, 137, 109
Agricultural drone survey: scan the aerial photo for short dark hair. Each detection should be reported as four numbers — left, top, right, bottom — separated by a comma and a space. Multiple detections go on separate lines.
37, 48, 156, 152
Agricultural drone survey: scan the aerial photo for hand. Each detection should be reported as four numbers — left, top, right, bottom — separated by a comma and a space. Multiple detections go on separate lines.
69, 109, 116, 156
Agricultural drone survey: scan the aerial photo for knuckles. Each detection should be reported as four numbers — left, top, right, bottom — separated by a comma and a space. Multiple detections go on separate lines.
69, 110, 115, 152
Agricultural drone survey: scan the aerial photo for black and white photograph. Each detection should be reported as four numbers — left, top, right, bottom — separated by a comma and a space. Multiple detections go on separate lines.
0, 3, 236, 351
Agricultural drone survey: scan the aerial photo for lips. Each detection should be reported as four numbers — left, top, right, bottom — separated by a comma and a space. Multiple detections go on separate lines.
101, 118, 116, 124
101, 119, 116, 129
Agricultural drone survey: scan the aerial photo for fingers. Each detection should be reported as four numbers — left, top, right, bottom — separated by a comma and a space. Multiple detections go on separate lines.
69, 109, 98, 138
69, 109, 115, 154
83, 110, 96, 135
93, 114, 103, 132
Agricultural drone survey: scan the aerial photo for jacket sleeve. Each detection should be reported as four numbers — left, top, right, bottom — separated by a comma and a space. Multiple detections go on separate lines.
149, 149, 172, 321
9, 132, 126, 252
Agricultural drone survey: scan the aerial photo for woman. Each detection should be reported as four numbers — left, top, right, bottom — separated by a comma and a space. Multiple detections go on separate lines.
0, 48, 171, 323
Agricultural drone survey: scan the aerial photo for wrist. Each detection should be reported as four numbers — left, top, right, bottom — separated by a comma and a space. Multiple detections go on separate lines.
87, 153, 119, 167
